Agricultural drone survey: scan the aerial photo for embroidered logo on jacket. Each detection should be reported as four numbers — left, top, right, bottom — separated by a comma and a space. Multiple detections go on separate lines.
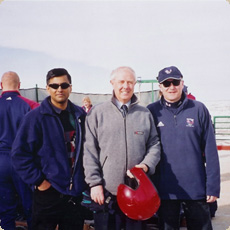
6, 97, 12, 100
134, 131, 144, 135
157, 121, 165, 127
186, 118, 194, 127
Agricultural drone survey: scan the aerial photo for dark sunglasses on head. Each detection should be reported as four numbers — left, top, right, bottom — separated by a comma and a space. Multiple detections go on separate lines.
48, 83, 71, 89
162, 79, 181, 88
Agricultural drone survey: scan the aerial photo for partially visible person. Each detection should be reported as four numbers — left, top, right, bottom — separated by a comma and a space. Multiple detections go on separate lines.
183, 85, 196, 100
11, 68, 87, 230
83, 66, 161, 230
82, 96, 93, 113
147, 66, 220, 230
0, 71, 39, 230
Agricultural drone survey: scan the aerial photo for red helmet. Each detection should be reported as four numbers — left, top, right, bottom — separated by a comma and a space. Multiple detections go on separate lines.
117, 167, 160, 220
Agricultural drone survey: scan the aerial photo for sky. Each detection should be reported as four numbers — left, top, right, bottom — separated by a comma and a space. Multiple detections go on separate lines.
0, 0, 230, 103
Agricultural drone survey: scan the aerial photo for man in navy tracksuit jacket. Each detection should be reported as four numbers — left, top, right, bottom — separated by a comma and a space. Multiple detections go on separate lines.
0, 71, 39, 230
11, 68, 87, 230
147, 66, 220, 230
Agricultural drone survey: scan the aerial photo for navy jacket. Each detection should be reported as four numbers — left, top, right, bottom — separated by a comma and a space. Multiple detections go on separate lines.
147, 94, 220, 200
11, 96, 86, 196
0, 91, 39, 152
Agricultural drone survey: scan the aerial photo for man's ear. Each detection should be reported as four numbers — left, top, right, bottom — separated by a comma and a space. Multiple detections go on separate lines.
159, 84, 163, 92
181, 80, 184, 88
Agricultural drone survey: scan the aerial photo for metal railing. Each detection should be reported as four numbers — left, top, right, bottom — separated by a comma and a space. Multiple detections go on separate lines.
137, 79, 158, 103
214, 116, 230, 140
213, 116, 230, 150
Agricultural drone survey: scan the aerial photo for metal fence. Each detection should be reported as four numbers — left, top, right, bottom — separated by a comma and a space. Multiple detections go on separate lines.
0, 86, 160, 107
214, 116, 230, 140
214, 116, 230, 150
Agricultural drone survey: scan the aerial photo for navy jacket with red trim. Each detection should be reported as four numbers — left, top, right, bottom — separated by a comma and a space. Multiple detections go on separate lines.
0, 91, 39, 152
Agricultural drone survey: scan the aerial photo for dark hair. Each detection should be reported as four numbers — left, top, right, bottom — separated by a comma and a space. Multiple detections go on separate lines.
46, 68, 71, 84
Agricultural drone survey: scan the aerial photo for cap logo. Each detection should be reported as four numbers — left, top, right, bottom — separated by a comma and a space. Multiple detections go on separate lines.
165, 69, 172, 74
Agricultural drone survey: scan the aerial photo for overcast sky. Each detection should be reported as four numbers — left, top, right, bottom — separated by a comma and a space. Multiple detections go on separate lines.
0, 0, 230, 103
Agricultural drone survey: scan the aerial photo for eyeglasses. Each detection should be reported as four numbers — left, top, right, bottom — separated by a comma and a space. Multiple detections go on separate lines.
48, 83, 71, 89
162, 79, 181, 88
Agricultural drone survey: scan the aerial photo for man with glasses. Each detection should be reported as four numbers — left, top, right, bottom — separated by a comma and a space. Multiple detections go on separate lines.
147, 66, 220, 230
11, 68, 87, 230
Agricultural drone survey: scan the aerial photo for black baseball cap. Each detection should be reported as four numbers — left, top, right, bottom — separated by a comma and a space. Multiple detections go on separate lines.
157, 66, 183, 83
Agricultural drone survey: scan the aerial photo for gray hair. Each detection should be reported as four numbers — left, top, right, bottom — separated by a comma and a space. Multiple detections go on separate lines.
110, 66, 136, 81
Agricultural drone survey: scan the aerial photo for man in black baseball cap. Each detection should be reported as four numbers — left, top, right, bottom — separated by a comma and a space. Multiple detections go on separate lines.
156, 66, 184, 104
147, 66, 220, 230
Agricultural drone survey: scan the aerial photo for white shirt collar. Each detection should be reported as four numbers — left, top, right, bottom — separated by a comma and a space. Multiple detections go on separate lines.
115, 99, 131, 109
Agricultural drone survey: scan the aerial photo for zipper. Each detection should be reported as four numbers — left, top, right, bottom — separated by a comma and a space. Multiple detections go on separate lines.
69, 178, 73, 190
124, 116, 128, 172
174, 115, 177, 125
69, 117, 82, 191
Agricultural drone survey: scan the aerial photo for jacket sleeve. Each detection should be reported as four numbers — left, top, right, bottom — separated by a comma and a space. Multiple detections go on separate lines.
11, 111, 45, 187
83, 112, 104, 188
200, 105, 220, 197
140, 112, 161, 175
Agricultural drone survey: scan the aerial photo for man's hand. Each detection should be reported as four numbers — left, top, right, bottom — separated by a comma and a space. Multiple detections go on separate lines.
91, 185, 104, 205
135, 163, 148, 173
126, 163, 148, 178
207, 195, 218, 203
38, 180, 51, 191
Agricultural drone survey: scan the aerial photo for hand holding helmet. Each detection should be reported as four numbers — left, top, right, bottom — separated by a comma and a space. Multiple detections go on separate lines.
117, 167, 160, 220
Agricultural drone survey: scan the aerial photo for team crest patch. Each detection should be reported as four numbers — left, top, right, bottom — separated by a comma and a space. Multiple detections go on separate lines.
186, 118, 194, 127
